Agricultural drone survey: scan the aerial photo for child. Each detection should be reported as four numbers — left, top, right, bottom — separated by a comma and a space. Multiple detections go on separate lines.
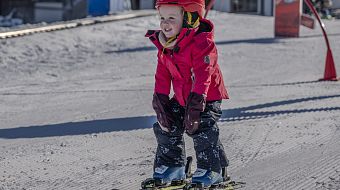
145, 0, 229, 188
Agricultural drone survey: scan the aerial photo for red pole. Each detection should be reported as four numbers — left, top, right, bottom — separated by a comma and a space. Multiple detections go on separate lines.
204, 0, 216, 18
304, 0, 338, 81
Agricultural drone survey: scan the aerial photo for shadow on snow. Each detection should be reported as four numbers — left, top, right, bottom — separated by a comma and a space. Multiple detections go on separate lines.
220, 94, 340, 122
0, 94, 339, 139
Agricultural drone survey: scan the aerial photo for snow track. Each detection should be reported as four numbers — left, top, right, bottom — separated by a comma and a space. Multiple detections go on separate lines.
0, 12, 340, 190
0, 10, 156, 39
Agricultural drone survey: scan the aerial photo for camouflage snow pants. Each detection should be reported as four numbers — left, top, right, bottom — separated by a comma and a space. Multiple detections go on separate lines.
153, 99, 229, 173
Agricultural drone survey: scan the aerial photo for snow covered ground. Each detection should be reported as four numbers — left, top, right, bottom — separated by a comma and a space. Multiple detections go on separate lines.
0, 11, 340, 190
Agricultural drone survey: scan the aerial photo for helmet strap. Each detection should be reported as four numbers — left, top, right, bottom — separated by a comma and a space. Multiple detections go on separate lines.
183, 12, 200, 28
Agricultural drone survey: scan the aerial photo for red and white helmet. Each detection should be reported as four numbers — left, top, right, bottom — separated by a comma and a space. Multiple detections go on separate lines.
155, 0, 205, 18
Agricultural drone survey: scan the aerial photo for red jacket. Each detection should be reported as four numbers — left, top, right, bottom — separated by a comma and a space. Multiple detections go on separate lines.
145, 19, 229, 106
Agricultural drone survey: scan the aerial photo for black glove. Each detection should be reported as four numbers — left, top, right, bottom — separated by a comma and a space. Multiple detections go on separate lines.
152, 93, 174, 130
184, 92, 206, 134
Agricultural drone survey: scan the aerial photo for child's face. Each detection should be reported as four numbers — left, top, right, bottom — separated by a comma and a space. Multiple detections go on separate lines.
158, 5, 183, 39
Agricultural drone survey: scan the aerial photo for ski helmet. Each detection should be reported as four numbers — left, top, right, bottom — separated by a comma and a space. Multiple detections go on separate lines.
155, 0, 205, 18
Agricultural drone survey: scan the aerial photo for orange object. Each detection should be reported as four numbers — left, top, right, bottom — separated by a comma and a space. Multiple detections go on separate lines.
304, 0, 338, 81
322, 49, 338, 81
274, 0, 302, 37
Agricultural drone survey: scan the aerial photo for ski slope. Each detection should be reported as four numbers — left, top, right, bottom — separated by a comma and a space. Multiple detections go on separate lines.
0, 11, 340, 190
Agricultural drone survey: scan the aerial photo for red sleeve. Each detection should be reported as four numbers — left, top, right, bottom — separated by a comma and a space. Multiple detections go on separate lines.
154, 54, 172, 96
191, 37, 217, 95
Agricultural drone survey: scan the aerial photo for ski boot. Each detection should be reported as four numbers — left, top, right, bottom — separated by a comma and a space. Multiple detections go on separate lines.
183, 167, 245, 190
141, 157, 193, 190
190, 168, 223, 189
154, 165, 186, 184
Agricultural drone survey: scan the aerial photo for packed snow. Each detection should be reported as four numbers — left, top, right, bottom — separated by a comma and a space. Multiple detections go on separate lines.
0, 11, 340, 189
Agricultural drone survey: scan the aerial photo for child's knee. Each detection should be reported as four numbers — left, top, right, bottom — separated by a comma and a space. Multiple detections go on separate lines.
192, 125, 220, 149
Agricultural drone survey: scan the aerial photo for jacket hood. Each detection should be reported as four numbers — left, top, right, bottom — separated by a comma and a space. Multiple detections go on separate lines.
145, 19, 214, 52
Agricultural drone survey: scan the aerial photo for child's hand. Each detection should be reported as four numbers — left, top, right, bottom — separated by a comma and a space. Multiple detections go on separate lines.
152, 93, 174, 130
184, 92, 206, 134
